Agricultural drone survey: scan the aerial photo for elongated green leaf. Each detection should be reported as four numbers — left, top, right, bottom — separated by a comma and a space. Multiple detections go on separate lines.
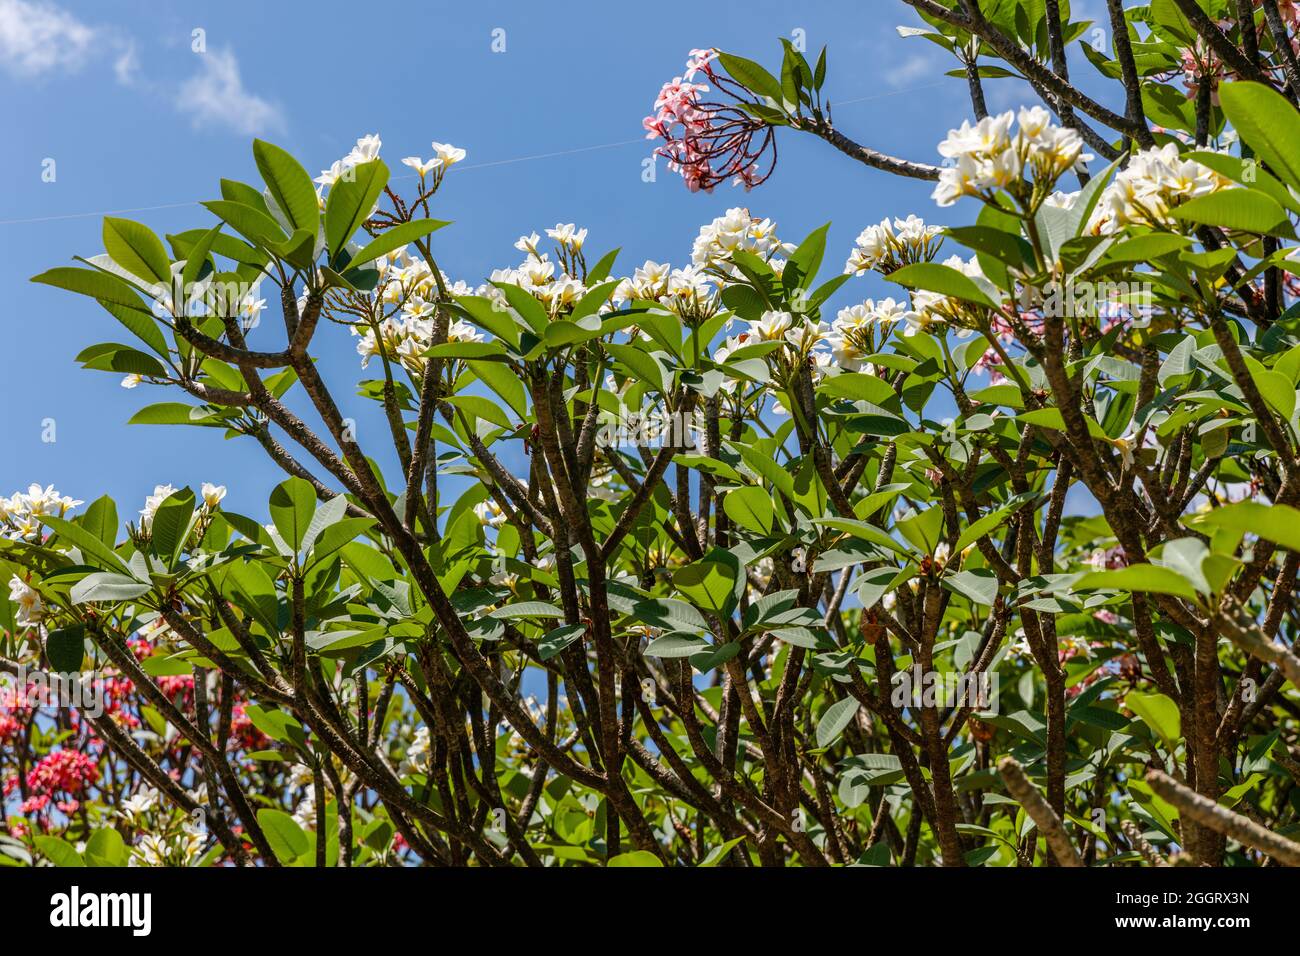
1219, 81, 1300, 192
253, 139, 320, 234
269, 477, 317, 552
31, 267, 150, 313
816, 697, 861, 748
325, 159, 388, 256
349, 219, 450, 269
104, 217, 171, 284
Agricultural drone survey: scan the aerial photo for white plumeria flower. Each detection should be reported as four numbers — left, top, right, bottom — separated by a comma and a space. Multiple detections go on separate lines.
1096, 142, 1228, 232
446, 318, 484, 343
691, 207, 784, 270
749, 310, 793, 342
121, 374, 142, 389
139, 484, 177, 531
546, 223, 588, 251
474, 500, 507, 528
200, 483, 227, 508
402, 156, 442, 177
430, 141, 466, 166
347, 133, 382, 164
784, 319, 830, 353
120, 787, 160, 819
8, 575, 42, 627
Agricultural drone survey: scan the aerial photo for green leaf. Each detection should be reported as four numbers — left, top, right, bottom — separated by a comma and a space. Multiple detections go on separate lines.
489, 601, 566, 620
698, 836, 747, 867
816, 697, 861, 748
723, 486, 776, 535
33, 836, 84, 868
468, 359, 528, 418
257, 808, 309, 864
952, 496, 1029, 553
325, 159, 389, 256
1172, 189, 1288, 235
83, 827, 127, 867
150, 487, 196, 561
1126, 691, 1181, 748
46, 624, 87, 672
200, 199, 287, 247
349, 219, 450, 269
80, 495, 118, 547
819, 372, 898, 405
607, 850, 664, 867
103, 217, 171, 284
895, 506, 944, 555
942, 569, 999, 606
1250, 365, 1297, 419
70, 572, 151, 604
632, 598, 708, 634
673, 551, 740, 615
1190, 501, 1300, 553
31, 267, 150, 313
538, 623, 585, 660
308, 517, 372, 565
269, 476, 317, 551
889, 262, 999, 309
644, 633, 711, 658
1219, 81, 1300, 193
253, 139, 320, 234
716, 51, 783, 101
180, 223, 222, 290
300, 494, 348, 556
454, 295, 521, 348
129, 402, 220, 426
606, 343, 670, 394
38, 514, 127, 572
1074, 564, 1199, 602
445, 394, 514, 429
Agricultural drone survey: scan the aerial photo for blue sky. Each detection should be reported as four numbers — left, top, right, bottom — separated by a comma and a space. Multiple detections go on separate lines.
1, 0, 1119, 518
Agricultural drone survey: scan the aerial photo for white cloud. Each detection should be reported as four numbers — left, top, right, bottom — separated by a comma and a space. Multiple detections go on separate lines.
0, 0, 95, 78
886, 51, 939, 89
113, 39, 138, 85
176, 47, 284, 136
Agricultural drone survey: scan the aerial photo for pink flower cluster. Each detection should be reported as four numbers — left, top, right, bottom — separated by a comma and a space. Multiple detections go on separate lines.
6, 749, 100, 819
1180, 6, 1300, 102
0, 683, 34, 745
643, 49, 776, 192
228, 702, 269, 753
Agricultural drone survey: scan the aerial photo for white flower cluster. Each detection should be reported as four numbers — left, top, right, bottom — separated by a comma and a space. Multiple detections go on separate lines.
1094, 142, 1230, 232
827, 299, 910, 371
0, 484, 82, 540
138, 482, 226, 531
613, 259, 716, 318
355, 248, 482, 372
483, 224, 608, 319
690, 207, 790, 272
400, 141, 468, 180
932, 107, 1092, 207
844, 215, 943, 275
314, 133, 384, 188
130, 830, 206, 867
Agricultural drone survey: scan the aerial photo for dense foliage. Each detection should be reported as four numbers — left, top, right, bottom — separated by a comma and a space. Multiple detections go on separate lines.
6, 0, 1300, 867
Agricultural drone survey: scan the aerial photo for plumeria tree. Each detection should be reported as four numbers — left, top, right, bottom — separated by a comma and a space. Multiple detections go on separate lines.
5, 0, 1300, 869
